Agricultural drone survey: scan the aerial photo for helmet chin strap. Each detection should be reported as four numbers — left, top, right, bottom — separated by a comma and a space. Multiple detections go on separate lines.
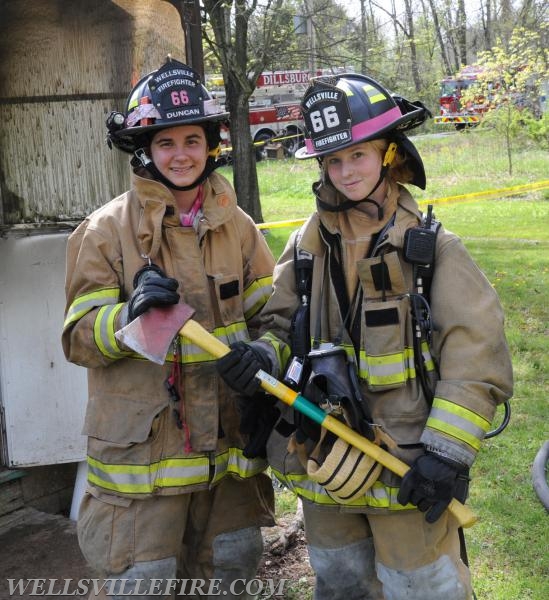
132, 147, 221, 192
315, 142, 398, 221
314, 178, 385, 220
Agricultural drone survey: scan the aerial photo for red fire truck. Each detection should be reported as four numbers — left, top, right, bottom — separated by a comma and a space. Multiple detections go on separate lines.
434, 65, 489, 129
209, 70, 315, 160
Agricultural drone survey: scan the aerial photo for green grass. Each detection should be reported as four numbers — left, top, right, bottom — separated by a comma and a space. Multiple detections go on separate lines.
225, 129, 549, 599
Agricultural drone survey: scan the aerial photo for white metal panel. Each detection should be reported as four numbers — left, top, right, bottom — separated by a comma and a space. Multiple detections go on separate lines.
0, 234, 87, 466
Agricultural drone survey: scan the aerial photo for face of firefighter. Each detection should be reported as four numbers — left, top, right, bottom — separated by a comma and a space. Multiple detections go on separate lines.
325, 141, 388, 208
150, 125, 209, 193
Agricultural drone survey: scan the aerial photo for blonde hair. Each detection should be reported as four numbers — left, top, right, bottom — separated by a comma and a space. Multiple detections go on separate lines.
369, 138, 414, 185
321, 138, 415, 186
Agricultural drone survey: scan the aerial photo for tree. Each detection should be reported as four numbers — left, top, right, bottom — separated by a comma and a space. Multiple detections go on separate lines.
201, 0, 292, 222
201, 0, 365, 221
462, 26, 549, 174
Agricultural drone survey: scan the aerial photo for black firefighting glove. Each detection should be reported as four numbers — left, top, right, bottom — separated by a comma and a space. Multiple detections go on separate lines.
216, 341, 271, 397
127, 264, 180, 322
397, 452, 470, 523
238, 393, 280, 459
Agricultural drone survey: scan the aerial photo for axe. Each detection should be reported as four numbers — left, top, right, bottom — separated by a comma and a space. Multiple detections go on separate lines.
115, 303, 477, 528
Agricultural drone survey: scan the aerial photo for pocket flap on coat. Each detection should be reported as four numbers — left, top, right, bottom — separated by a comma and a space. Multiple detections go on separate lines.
83, 393, 167, 445
357, 251, 408, 299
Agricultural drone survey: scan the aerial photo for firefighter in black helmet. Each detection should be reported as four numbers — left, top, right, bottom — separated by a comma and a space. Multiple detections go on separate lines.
217, 73, 513, 599
63, 58, 276, 599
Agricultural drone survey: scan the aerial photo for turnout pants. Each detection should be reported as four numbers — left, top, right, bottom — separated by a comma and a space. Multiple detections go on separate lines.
77, 474, 274, 599
303, 502, 472, 600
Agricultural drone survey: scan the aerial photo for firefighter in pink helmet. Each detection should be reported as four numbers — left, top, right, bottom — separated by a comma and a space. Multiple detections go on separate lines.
217, 73, 513, 599
63, 58, 276, 599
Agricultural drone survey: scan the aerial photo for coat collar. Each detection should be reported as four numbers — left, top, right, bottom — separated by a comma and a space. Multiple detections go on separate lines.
298, 183, 422, 258
131, 170, 238, 261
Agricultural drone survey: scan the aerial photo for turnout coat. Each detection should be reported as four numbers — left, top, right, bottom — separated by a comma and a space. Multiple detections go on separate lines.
259, 182, 513, 512
63, 171, 275, 499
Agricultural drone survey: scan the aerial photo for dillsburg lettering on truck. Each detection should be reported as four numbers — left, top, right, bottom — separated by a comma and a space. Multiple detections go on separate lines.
258, 72, 311, 86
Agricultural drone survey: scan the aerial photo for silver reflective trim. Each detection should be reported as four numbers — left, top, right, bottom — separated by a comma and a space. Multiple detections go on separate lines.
429, 405, 486, 440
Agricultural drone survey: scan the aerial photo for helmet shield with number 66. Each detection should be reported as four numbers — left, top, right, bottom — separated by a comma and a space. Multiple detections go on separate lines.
295, 73, 430, 160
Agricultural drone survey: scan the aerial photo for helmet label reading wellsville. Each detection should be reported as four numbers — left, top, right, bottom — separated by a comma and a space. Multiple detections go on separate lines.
301, 81, 352, 153
150, 64, 205, 122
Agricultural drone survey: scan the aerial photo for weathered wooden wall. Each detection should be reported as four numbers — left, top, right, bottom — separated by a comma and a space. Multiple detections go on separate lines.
0, 0, 186, 226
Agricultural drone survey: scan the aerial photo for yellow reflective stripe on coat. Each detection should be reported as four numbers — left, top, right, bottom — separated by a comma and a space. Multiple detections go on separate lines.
94, 303, 131, 360
243, 275, 273, 320
63, 287, 120, 330
211, 449, 268, 485
426, 398, 491, 452
358, 344, 434, 386
271, 468, 412, 511
87, 448, 266, 495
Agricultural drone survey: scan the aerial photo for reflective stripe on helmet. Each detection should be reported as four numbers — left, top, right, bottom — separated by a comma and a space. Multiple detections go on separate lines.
304, 105, 403, 155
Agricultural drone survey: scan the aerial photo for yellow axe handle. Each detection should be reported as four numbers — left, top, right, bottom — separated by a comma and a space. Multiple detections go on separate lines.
180, 319, 478, 528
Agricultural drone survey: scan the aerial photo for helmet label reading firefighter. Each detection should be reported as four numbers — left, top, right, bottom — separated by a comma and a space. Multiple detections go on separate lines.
302, 82, 351, 152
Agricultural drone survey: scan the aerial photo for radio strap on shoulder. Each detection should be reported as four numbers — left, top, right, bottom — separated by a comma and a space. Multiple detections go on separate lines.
403, 204, 441, 404
284, 228, 314, 389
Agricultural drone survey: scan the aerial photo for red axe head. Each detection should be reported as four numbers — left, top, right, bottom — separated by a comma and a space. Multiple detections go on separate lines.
115, 304, 195, 364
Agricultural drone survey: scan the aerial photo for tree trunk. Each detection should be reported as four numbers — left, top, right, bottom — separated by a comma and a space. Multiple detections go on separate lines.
457, 0, 467, 65
360, 0, 368, 74
480, 0, 492, 51
442, 2, 461, 72
428, 0, 453, 75
403, 0, 421, 92
224, 76, 264, 222
202, 0, 264, 222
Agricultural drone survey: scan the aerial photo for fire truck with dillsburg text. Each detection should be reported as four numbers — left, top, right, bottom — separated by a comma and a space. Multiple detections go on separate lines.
208, 70, 319, 160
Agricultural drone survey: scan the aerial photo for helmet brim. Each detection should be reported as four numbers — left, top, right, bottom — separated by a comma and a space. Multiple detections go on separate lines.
111, 112, 229, 154
392, 133, 426, 190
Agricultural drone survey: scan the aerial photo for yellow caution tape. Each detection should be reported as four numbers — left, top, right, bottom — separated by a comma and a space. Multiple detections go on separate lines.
258, 218, 308, 230
256, 180, 549, 230
222, 132, 304, 154
418, 179, 549, 207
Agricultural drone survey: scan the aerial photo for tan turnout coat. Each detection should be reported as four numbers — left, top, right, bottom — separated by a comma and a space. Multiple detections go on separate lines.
259, 182, 513, 512
63, 171, 275, 499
